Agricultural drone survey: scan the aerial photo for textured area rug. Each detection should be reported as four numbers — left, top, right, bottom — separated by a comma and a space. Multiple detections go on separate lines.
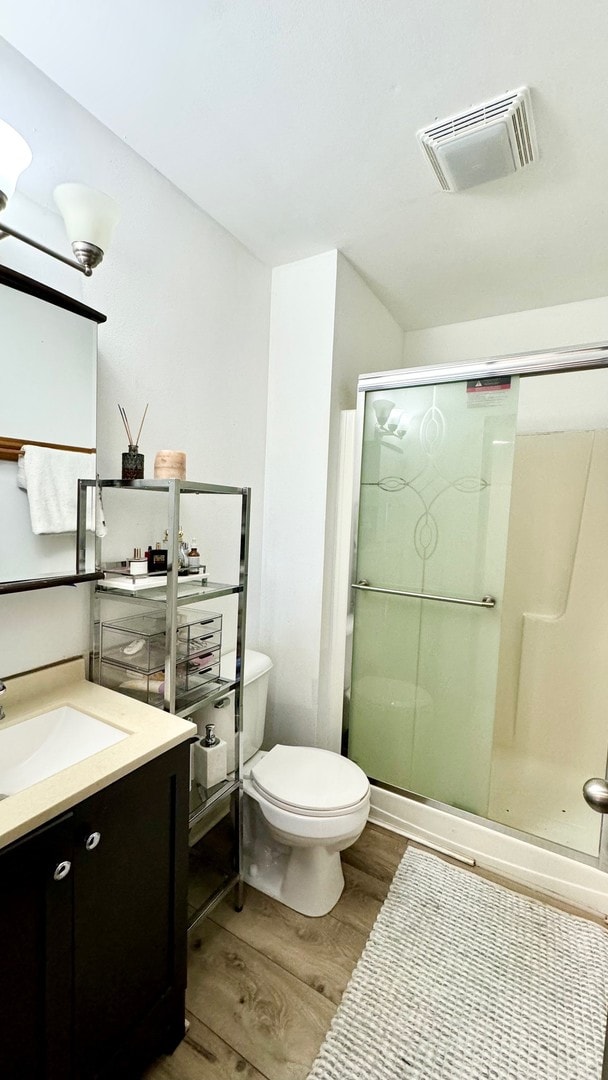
308, 849, 608, 1080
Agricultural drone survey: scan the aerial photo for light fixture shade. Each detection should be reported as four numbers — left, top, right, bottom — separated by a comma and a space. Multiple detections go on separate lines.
0, 118, 32, 202
53, 182, 120, 253
372, 399, 396, 428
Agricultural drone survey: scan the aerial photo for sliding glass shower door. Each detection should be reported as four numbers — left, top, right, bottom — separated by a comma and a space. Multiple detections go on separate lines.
348, 376, 519, 816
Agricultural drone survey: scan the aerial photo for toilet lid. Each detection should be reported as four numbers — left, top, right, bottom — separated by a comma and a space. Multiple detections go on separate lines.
251, 745, 369, 814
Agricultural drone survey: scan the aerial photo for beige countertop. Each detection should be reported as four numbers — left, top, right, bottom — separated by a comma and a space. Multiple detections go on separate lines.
0, 657, 196, 851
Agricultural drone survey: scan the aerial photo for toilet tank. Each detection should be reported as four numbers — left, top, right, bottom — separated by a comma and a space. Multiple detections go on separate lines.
192, 649, 273, 770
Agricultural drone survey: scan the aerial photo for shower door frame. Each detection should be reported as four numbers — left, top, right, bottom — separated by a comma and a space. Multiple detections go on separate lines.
351, 339, 608, 872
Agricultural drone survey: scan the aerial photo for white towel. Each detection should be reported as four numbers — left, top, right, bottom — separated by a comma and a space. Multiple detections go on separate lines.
19, 446, 96, 535
16, 456, 26, 491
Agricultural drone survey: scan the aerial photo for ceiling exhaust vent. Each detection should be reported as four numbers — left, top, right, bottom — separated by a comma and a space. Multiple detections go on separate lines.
417, 87, 537, 192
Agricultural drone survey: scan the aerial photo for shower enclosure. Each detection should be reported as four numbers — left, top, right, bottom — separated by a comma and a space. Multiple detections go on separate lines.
348, 345, 608, 871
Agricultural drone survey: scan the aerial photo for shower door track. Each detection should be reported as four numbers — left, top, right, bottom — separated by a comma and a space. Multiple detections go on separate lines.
352, 581, 495, 608
370, 778, 599, 869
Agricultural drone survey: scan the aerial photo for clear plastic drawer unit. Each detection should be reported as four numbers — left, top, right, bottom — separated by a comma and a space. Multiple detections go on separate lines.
100, 610, 222, 707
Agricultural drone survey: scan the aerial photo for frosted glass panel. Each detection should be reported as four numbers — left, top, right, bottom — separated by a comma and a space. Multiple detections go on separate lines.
349, 378, 519, 816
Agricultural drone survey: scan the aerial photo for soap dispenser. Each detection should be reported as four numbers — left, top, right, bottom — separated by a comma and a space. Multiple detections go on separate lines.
193, 723, 227, 790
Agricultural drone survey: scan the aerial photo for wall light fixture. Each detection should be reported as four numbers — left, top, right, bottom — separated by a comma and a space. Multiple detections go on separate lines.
0, 117, 32, 209
0, 117, 119, 276
372, 399, 408, 439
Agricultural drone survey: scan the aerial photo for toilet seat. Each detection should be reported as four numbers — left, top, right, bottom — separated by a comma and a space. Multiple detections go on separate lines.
250, 744, 369, 818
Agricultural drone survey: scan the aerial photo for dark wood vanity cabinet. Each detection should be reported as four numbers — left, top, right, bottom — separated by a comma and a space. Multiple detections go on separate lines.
0, 743, 190, 1080
0, 812, 74, 1079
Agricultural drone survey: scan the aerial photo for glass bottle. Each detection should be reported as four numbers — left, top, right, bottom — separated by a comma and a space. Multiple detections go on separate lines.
188, 539, 200, 574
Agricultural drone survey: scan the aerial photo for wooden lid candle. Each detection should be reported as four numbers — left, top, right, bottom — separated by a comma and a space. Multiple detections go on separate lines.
154, 450, 187, 480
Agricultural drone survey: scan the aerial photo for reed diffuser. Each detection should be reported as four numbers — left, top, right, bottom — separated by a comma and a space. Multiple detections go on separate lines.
118, 403, 148, 480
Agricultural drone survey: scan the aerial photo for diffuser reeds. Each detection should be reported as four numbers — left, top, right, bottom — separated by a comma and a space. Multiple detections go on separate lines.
118, 403, 149, 449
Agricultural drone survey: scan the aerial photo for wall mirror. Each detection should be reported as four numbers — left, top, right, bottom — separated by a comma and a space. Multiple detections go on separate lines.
0, 266, 105, 592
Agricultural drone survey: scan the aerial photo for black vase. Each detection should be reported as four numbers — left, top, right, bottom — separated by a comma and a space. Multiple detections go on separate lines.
122, 444, 144, 480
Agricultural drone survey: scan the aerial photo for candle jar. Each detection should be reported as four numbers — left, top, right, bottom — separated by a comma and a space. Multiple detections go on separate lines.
154, 450, 187, 480
122, 444, 144, 480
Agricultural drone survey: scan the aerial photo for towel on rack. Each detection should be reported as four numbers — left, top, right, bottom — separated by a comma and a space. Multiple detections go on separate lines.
19, 445, 96, 535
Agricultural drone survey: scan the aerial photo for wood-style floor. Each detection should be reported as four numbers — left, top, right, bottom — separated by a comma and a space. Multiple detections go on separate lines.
145, 822, 604, 1080
144, 822, 408, 1080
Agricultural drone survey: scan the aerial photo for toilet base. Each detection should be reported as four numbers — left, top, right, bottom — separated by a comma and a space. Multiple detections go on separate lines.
245, 843, 345, 917
243, 793, 352, 917
282, 844, 345, 916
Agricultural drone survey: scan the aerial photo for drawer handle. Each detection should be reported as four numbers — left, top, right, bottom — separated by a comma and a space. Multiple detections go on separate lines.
214, 697, 230, 709
85, 831, 101, 851
53, 860, 71, 881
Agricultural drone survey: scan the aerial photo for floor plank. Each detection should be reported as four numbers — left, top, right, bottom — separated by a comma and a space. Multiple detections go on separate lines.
210, 883, 367, 1005
330, 861, 390, 936
187, 921, 335, 1080
143, 1012, 265, 1079
341, 821, 408, 883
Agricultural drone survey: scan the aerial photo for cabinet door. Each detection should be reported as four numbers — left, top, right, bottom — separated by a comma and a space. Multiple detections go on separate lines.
72, 745, 189, 1078
0, 813, 74, 1080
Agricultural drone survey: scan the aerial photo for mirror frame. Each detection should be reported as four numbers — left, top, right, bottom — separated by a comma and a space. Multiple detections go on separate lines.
0, 265, 106, 595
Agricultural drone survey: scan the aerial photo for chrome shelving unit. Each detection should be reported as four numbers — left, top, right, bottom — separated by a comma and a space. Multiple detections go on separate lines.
78, 478, 250, 927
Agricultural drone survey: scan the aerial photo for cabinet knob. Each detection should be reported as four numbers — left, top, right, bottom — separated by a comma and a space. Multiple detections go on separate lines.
85, 831, 101, 851
53, 860, 71, 881
214, 697, 230, 709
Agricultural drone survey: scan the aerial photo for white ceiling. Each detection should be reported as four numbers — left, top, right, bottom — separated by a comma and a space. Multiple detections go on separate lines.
2, 0, 608, 331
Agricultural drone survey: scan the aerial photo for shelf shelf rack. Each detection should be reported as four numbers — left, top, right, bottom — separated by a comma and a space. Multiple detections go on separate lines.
79, 477, 250, 926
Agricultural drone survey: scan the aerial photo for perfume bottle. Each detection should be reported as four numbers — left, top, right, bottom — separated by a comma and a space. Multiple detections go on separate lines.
146, 542, 168, 573
129, 547, 148, 575
178, 527, 190, 571
162, 527, 190, 574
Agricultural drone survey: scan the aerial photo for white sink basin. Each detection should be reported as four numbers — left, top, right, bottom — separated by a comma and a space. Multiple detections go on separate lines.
0, 706, 128, 796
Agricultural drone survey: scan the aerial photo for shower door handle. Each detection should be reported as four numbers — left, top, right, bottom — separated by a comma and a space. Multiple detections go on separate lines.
583, 778, 608, 812
352, 581, 496, 609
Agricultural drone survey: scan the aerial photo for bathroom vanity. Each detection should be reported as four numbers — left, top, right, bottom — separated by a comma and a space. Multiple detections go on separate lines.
0, 263, 195, 1076
0, 660, 195, 1079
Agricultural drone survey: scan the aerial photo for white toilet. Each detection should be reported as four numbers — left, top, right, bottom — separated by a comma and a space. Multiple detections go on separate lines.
196, 648, 370, 917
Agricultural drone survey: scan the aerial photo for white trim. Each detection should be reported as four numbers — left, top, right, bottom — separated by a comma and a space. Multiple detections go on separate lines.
323, 410, 356, 752
370, 785, 608, 916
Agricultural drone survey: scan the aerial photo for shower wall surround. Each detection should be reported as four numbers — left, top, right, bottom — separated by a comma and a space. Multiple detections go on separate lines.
489, 428, 608, 855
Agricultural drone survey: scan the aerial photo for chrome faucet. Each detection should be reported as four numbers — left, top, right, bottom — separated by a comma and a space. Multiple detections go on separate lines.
0, 681, 6, 721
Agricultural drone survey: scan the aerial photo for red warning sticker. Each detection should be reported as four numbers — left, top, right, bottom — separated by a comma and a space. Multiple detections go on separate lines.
466, 375, 512, 407
466, 376, 512, 392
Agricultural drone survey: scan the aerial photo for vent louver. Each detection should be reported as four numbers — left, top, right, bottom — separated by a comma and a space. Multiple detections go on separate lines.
417, 87, 537, 192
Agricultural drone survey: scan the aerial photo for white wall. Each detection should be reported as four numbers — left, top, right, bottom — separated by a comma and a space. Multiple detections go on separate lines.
259, 251, 338, 748
0, 39, 271, 676
402, 295, 608, 367
260, 251, 404, 751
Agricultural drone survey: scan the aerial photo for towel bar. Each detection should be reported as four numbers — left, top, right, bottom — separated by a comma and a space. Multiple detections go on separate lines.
0, 437, 95, 462
352, 580, 496, 608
